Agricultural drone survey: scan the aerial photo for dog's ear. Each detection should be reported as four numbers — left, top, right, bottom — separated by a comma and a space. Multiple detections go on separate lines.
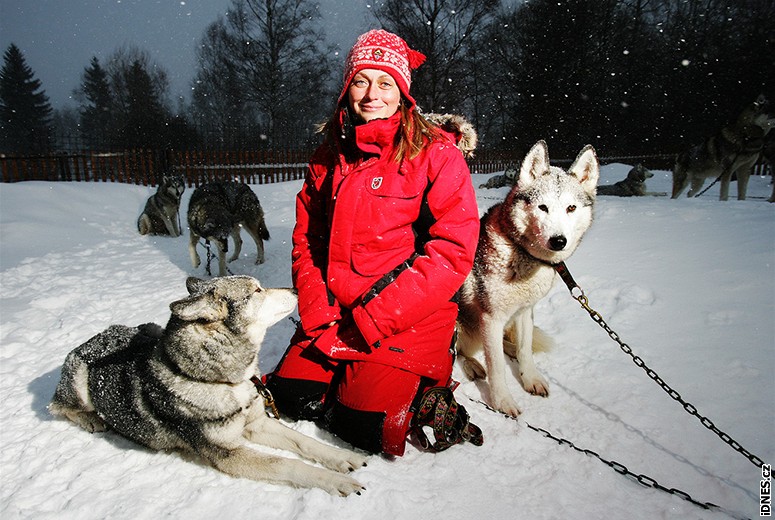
518, 140, 550, 188
568, 144, 599, 194
185, 277, 208, 295
169, 293, 227, 322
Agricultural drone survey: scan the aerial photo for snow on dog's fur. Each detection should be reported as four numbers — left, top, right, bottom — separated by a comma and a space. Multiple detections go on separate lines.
49, 276, 366, 495
457, 140, 599, 416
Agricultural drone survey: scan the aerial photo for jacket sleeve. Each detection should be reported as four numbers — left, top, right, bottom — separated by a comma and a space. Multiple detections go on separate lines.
351, 142, 479, 345
292, 159, 343, 335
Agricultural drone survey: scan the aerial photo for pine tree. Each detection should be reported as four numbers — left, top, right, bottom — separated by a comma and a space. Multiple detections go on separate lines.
76, 57, 114, 148
0, 44, 53, 154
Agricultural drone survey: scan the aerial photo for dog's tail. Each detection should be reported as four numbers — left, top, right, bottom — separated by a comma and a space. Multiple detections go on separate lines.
502, 325, 555, 353
138, 214, 151, 235
258, 220, 270, 241
531, 326, 554, 353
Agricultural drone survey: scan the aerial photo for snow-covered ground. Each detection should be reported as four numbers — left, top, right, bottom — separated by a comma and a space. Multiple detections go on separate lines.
1, 164, 772, 519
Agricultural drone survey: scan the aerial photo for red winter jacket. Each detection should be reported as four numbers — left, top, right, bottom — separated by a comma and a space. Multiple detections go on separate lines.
291, 112, 479, 380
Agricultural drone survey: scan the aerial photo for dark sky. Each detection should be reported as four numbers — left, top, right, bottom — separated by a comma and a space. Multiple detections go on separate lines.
0, 0, 373, 110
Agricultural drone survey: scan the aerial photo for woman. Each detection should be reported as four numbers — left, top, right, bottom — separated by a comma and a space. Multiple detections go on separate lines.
265, 29, 482, 456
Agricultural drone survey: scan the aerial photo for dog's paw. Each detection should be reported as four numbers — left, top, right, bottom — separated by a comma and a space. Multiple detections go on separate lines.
490, 393, 522, 417
521, 372, 550, 397
326, 473, 365, 497
462, 357, 486, 380
70, 411, 108, 433
322, 450, 368, 474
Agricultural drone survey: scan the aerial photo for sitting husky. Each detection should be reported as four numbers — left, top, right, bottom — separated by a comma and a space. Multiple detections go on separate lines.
49, 276, 366, 495
137, 174, 186, 237
188, 181, 270, 276
597, 163, 654, 197
672, 94, 774, 201
457, 140, 599, 416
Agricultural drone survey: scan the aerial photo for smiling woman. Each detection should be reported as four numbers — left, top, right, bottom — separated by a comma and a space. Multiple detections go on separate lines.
264, 29, 483, 457
347, 70, 401, 122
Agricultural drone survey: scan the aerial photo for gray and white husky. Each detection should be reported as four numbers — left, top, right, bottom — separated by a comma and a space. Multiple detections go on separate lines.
49, 276, 366, 495
672, 94, 774, 201
457, 141, 599, 416
188, 181, 270, 276
137, 174, 186, 236
597, 163, 655, 197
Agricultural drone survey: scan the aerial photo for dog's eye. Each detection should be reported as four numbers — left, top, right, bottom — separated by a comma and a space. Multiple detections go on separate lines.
567, 205, 577, 213
538, 204, 549, 213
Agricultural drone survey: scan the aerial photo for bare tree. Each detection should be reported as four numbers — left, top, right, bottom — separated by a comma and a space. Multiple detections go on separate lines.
192, 0, 337, 147
373, 0, 500, 113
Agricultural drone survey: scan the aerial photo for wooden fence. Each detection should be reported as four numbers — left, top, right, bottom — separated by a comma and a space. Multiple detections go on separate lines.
0, 148, 770, 186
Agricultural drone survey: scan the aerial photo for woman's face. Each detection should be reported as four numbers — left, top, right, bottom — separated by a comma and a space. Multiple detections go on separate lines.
348, 69, 401, 123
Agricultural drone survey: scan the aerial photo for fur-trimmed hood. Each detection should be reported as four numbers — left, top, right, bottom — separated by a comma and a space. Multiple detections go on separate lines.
423, 112, 478, 159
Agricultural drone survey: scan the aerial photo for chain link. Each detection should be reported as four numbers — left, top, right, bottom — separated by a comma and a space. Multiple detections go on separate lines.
571, 291, 764, 469
467, 398, 747, 516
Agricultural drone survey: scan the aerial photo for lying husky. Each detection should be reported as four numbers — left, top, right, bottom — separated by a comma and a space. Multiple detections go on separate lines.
457, 140, 599, 416
188, 181, 270, 276
479, 165, 518, 189
49, 276, 366, 495
597, 163, 654, 197
672, 94, 774, 201
137, 174, 186, 236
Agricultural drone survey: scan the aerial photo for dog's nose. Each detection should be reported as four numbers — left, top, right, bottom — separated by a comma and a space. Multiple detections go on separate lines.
549, 235, 567, 251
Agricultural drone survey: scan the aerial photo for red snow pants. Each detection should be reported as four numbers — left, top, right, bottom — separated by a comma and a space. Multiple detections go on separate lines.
265, 327, 440, 456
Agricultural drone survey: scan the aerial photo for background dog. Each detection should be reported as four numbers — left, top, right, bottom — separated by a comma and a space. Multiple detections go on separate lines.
457, 140, 599, 416
188, 181, 270, 276
479, 165, 518, 189
49, 275, 366, 495
137, 175, 185, 236
672, 94, 774, 201
597, 163, 655, 197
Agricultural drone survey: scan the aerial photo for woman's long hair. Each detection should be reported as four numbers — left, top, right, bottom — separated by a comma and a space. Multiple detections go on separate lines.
318, 97, 442, 163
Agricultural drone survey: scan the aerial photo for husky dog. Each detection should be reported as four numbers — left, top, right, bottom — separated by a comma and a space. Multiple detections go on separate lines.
188, 181, 270, 276
457, 141, 599, 416
137, 175, 186, 236
479, 166, 519, 189
672, 94, 775, 200
49, 276, 366, 495
597, 163, 654, 197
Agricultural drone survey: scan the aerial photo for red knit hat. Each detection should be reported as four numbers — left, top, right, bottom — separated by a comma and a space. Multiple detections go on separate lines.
338, 29, 426, 108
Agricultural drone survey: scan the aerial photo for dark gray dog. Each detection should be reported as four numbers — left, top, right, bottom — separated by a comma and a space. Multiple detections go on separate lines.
137, 175, 186, 236
49, 276, 366, 495
187, 181, 270, 276
597, 163, 654, 197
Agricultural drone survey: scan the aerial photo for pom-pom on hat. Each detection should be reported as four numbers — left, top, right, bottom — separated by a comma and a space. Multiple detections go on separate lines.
338, 29, 426, 108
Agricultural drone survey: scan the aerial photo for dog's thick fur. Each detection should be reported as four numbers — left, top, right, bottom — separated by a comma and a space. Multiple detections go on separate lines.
672, 95, 775, 201
49, 276, 366, 495
188, 181, 270, 276
137, 175, 185, 236
597, 163, 654, 197
457, 141, 599, 416
479, 166, 519, 189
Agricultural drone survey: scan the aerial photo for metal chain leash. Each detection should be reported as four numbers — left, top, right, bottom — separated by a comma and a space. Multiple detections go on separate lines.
553, 262, 765, 469
466, 398, 754, 518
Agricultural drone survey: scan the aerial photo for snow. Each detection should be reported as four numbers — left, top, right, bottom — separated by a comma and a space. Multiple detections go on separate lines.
1, 165, 773, 519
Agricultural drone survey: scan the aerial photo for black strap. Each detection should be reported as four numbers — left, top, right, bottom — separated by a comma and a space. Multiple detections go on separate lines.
412, 387, 483, 451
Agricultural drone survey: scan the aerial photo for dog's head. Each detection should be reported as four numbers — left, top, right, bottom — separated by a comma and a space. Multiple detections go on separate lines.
165, 276, 297, 383
159, 174, 185, 200
504, 166, 518, 182
627, 163, 654, 183
506, 140, 598, 264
